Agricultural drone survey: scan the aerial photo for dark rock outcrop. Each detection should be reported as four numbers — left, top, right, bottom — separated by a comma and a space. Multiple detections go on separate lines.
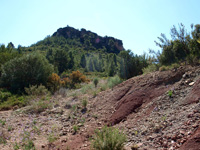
52, 26, 124, 54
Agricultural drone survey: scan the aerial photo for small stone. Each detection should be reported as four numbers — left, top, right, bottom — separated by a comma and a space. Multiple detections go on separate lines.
189, 81, 195, 86
180, 138, 187, 144
162, 141, 168, 148
186, 120, 191, 125
171, 134, 177, 141
187, 113, 194, 118
192, 123, 199, 128
137, 143, 143, 147
182, 73, 188, 79
187, 131, 192, 135
180, 130, 185, 135
61, 139, 67, 143
147, 136, 154, 141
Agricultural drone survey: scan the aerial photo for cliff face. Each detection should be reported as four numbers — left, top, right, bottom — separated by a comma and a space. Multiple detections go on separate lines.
52, 26, 124, 54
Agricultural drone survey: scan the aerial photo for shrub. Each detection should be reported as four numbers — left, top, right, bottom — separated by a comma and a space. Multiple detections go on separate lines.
93, 78, 99, 88
0, 53, 54, 93
170, 63, 180, 69
159, 66, 169, 71
91, 126, 126, 150
55, 87, 68, 97
82, 98, 88, 108
60, 71, 89, 89
107, 75, 122, 89
70, 71, 89, 84
142, 64, 159, 74
0, 89, 12, 103
168, 90, 173, 98
81, 84, 93, 94
25, 97, 51, 114
100, 84, 108, 91
186, 54, 199, 66
0, 96, 26, 110
25, 84, 49, 96
47, 73, 62, 93
73, 125, 79, 134
62, 77, 71, 88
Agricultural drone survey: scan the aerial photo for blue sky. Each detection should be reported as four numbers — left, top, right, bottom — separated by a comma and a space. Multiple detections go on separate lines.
0, 0, 199, 55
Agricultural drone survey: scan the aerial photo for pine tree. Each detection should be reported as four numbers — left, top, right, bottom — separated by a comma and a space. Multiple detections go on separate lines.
80, 54, 86, 68
54, 49, 69, 73
88, 58, 94, 72
68, 52, 74, 70
113, 54, 117, 66
93, 58, 99, 71
119, 58, 127, 79
108, 61, 115, 76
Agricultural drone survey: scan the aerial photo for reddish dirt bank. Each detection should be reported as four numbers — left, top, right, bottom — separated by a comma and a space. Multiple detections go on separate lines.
179, 127, 200, 150
183, 78, 200, 105
109, 67, 186, 125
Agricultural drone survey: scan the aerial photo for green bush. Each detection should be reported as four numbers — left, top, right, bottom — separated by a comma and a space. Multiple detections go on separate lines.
0, 90, 12, 103
81, 84, 93, 94
170, 63, 180, 69
25, 84, 49, 96
0, 52, 54, 93
73, 125, 79, 134
92, 126, 126, 150
82, 97, 88, 108
186, 54, 199, 66
107, 75, 122, 89
159, 66, 169, 71
168, 90, 173, 98
0, 96, 26, 110
142, 64, 159, 74
93, 78, 99, 88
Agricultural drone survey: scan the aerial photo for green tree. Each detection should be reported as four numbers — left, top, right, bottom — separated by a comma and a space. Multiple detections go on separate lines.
113, 54, 117, 66
154, 23, 193, 65
0, 44, 6, 52
68, 51, 74, 70
46, 49, 69, 73
17, 45, 22, 54
80, 54, 86, 68
88, 58, 94, 72
93, 58, 99, 72
108, 61, 115, 76
0, 53, 54, 93
6, 42, 15, 50
192, 24, 200, 40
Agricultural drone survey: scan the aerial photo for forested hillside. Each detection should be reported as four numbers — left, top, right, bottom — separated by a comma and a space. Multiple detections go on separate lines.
0, 24, 200, 150
0, 23, 199, 103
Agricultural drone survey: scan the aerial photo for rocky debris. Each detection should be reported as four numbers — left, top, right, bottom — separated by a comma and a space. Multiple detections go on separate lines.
0, 65, 200, 150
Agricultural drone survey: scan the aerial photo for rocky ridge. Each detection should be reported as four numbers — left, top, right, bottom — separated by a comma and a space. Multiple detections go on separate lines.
52, 26, 124, 53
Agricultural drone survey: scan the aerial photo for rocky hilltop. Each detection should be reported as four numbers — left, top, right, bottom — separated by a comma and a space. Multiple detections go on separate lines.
52, 26, 124, 53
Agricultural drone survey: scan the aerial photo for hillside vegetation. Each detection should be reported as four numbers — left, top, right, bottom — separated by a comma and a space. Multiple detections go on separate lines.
0, 23, 200, 150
